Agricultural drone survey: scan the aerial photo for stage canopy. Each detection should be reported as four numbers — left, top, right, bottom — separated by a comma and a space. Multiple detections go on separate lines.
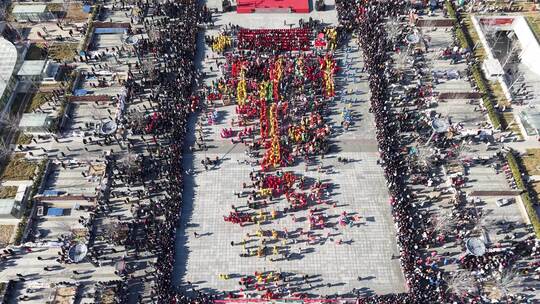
237, 0, 309, 13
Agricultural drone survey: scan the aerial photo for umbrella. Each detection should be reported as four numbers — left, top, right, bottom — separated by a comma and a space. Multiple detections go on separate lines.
68, 243, 88, 263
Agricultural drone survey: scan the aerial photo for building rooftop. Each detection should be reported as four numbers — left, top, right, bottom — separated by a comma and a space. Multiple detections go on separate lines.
12, 4, 48, 14
0, 38, 18, 99
17, 60, 47, 77
0, 199, 16, 217
19, 113, 53, 128
471, 14, 540, 136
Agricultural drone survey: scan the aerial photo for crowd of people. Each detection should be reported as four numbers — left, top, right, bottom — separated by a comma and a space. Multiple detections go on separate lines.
106, 1, 215, 303
5, 0, 539, 301
342, 0, 442, 302
237, 28, 313, 51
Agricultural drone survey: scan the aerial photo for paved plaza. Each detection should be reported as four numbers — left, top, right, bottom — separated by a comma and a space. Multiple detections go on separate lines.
172, 32, 406, 297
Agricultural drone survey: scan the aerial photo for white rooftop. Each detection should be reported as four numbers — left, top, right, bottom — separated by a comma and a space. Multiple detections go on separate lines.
0, 199, 15, 216
12, 4, 48, 14
484, 58, 504, 76
0, 38, 18, 99
17, 60, 47, 76
20, 113, 53, 128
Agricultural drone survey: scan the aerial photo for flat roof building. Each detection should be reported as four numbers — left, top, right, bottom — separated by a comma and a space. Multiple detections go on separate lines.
0, 38, 18, 109
12, 4, 55, 23
471, 15, 540, 137
17, 60, 47, 77
19, 113, 55, 134
17, 60, 60, 83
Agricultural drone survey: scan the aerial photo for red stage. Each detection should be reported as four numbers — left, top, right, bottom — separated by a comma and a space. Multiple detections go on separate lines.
237, 0, 310, 13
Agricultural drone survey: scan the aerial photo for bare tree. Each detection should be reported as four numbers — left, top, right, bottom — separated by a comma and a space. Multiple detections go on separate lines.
493, 268, 522, 299
147, 26, 161, 43
0, 141, 12, 160
120, 151, 139, 175
396, 48, 409, 71
0, 114, 20, 132
102, 220, 119, 235
55, 221, 80, 237
386, 16, 402, 42
448, 143, 472, 171
140, 57, 157, 81
415, 146, 435, 169
102, 220, 128, 245
472, 211, 497, 236
446, 270, 478, 297
454, 143, 471, 160
128, 110, 146, 130
432, 210, 456, 235
89, 104, 103, 122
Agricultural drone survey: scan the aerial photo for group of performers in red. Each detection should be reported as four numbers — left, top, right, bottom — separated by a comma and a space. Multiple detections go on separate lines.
238, 28, 312, 51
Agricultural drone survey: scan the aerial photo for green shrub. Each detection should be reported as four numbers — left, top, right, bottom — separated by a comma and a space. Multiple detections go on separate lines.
16, 133, 33, 145
445, 0, 457, 19
507, 152, 525, 190
13, 216, 28, 245
454, 26, 468, 49
483, 96, 501, 130
507, 152, 540, 238
521, 193, 540, 238
471, 64, 501, 129
525, 16, 540, 46
80, 5, 101, 52
13, 159, 47, 245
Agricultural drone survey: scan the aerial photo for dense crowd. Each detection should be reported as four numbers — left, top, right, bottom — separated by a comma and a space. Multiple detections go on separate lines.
340, 0, 442, 302
237, 28, 313, 51
109, 0, 214, 303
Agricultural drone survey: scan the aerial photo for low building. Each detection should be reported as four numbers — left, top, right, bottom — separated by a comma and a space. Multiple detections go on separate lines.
12, 4, 55, 23
19, 113, 55, 134
471, 15, 540, 138
17, 60, 60, 84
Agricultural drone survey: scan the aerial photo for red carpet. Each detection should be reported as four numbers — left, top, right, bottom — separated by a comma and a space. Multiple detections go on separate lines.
237, 0, 310, 13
